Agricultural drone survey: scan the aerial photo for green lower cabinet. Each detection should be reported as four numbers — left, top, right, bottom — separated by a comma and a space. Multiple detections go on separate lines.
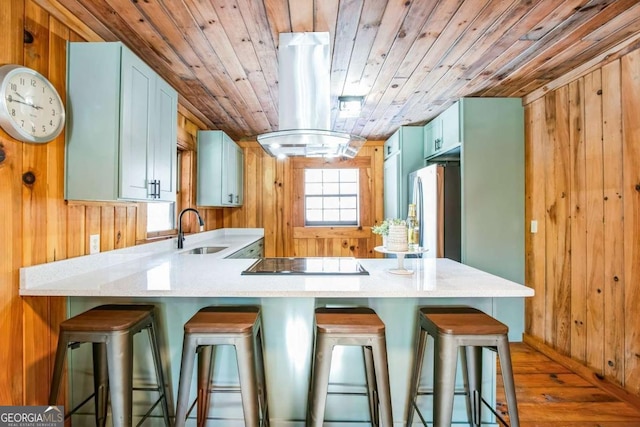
66, 296, 503, 426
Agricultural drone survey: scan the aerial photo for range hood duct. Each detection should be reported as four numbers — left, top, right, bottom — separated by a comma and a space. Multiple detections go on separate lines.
257, 32, 365, 158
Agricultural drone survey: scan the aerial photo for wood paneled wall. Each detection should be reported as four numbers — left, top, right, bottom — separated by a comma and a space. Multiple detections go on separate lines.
214, 141, 385, 258
0, 0, 205, 404
524, 46, 640, 396
0, 0, 385, 404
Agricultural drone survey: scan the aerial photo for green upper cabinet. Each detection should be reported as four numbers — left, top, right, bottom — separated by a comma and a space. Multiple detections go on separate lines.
423, 117, 442, 159
65, 42, 178, 202
383, 126, 424, 220
197, 130, 244, 207
424, 101, 460, 160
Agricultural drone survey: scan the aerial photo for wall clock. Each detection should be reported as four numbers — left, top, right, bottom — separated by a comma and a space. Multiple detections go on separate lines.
0, 64, 65, 143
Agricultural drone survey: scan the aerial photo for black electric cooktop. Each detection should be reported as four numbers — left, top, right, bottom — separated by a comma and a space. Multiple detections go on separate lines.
242, 257, 369, 275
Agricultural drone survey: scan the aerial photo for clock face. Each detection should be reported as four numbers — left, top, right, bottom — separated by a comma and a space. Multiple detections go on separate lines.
0, 65, 65, 143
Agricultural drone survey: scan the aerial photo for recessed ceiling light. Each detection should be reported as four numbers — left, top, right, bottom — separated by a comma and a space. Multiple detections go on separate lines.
338, 96, 364, 114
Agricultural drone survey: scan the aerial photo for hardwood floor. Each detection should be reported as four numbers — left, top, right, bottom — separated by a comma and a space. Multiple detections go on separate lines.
496, 343, 640, 426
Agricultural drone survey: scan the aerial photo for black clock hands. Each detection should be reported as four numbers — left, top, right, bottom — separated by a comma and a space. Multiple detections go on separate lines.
6, 93, 43, 110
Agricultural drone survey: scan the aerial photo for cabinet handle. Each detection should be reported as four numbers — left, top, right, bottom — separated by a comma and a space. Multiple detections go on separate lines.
235, 195, 239, 204
147, 180, 161, 199
228, 193, 233, 203
435, 138, 442, 150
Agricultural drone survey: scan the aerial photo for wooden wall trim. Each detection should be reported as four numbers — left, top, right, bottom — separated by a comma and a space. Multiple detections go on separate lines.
293, 227, 372, 239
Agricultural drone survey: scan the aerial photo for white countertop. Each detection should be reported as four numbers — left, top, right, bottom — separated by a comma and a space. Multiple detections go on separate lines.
19, 228, 533, 298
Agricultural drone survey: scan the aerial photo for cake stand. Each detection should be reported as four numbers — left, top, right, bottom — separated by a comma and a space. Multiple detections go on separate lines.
374, 246, 429, 275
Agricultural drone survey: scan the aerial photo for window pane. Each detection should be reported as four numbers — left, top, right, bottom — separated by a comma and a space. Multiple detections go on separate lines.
323, 183, 339, 194
340, 169, 357, 182
341, 196, 357, 209
306, 209, 323, 222
147, 202, 175, 232
324, 197, 340, 208
306, 169, 322, 182
340, 209, 357, 222
322, 169, 340, 182
340, 183, 358, 194
305, 183, 323, 195
306, 196, 323, 209
324, 209, 340, 222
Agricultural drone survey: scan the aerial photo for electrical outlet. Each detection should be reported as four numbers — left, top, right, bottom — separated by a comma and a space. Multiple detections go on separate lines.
89, 234, 100, 254
530, 220, 538, 234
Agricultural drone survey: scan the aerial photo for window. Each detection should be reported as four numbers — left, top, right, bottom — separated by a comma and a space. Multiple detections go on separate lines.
304, 168, 359, 226
147, 202, 176, 232
147, 150, 179, 234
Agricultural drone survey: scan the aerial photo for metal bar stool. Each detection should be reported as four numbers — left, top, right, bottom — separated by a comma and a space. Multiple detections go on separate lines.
406, 306, 519, 427
307, 307, 393, 426
174, 305, 268, 427
49, 304, 171, 427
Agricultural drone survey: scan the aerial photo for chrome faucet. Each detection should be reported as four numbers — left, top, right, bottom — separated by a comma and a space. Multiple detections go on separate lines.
177, 208, 204, 249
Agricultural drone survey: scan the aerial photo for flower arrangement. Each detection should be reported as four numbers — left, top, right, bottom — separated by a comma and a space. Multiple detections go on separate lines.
371, 218, 404, 236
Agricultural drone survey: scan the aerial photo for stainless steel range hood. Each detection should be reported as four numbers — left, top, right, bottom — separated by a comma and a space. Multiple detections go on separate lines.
257, 32, 366, 158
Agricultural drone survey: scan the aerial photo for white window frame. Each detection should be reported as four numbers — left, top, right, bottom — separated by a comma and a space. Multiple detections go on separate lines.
303, 168, 360, 227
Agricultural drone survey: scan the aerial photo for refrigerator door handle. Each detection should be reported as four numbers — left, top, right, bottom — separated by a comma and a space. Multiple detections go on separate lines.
413, 176, 424, 248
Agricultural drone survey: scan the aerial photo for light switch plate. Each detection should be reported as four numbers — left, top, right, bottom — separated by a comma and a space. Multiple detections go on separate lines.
89, 234, 100, 254
530, 220, 538, 234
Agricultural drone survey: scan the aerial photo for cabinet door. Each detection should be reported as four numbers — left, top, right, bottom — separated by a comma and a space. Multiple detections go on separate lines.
119, 48, 153, 200
440, 101, 460, 152
383, 153, 400, 219
65, 42, 122, 201
424, 118, 442, 158
152, 78, 178, 201
196, 131, 223, 206
235, 144, 244, 205
223, 137, 234, 206
383, 131, 399, 159
423, 120, 436, 158
221, 137, 244, 206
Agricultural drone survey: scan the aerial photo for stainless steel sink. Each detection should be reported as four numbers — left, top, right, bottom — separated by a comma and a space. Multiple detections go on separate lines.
182, 246, 228, 254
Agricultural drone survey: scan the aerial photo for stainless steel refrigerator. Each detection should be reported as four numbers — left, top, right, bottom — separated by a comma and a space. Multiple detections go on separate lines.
408, 163, 461, 261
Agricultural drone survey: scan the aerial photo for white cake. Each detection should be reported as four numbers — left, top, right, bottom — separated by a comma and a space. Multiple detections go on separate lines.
386, 224, 408, 251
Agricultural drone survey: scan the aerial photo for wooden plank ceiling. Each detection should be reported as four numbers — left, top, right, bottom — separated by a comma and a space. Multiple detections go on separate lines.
52, 0, 640, 141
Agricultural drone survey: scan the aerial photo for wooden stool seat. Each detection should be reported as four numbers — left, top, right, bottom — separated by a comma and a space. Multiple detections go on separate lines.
184, 306, 260, 334
406, 306, 519, 427
174, 305, 268, 427
59, 304, 156, 332
307, 307, 393, 426
421, 306, 509, 336
315, 307, 385, 334
49, 304, 170, 427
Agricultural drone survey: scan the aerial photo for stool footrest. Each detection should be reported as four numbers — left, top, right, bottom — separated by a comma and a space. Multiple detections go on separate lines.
416, 389, 470, 396
65, 393, 96, 420
480, 396, 509, 427
135, 395, 166, 427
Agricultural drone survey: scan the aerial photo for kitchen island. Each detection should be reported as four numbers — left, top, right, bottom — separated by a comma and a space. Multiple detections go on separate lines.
20, 229, 533, 426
